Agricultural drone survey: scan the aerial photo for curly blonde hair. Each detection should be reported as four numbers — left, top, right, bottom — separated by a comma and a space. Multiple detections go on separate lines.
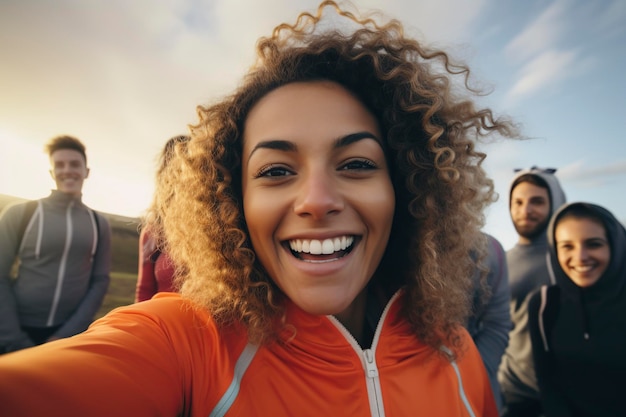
140, 135, 191, 254
150, 1, 516, 354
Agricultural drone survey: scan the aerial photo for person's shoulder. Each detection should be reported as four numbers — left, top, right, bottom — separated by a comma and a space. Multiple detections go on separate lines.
91, 210, 110, 225
454, 327, 490, 368
483, 233, 501, 247
87, 210, 112, 236
105, 293, 213, 328
506, 241, 545, 259
0, 199, 38, 223
1, 199, 34, 215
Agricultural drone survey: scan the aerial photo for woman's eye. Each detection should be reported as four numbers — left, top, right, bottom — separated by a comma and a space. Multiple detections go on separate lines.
340, 159, 377, 171
587, 241, 606, 249
255, 164, 293, 178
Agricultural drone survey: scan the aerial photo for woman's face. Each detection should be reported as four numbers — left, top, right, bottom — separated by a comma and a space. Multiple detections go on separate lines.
555, 216, 610, 288
242, 81, 395, 321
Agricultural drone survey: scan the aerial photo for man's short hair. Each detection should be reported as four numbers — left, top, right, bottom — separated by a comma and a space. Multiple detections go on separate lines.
44, 135, 87, 163
510, 173, 551, 205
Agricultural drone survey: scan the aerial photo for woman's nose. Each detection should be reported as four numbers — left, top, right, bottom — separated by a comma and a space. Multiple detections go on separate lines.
574, 247, 589, 262
293, 172, 344, 219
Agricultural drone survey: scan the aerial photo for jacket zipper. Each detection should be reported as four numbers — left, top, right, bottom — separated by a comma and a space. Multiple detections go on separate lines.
363, 348, 384, 416
47, 201, 74, 326
328, 291, 401, 417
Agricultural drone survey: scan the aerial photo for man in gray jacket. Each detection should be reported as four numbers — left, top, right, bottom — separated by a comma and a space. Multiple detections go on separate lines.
498, 166, 566, 417
0, 135, 111, 353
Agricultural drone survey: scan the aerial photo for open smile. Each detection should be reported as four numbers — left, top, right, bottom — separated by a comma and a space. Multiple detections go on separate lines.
571, 264, 596, 274
286, 235, 357, 262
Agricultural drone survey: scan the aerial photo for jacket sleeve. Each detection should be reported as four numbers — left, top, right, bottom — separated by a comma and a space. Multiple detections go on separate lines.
457, 329, 500, 417
528, 288, 573, 417
0, 203, 35, 352
0, 299, 186, 417
470, 235, 511, 410
53, 213, 112, 339
135, 228, 158, 302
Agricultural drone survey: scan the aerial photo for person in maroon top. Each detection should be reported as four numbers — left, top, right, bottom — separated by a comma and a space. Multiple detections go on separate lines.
135, 229, 176, 302
135, 135, 190, 302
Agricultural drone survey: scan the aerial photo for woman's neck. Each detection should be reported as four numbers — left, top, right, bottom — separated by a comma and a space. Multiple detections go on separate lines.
333, 289, 368, 346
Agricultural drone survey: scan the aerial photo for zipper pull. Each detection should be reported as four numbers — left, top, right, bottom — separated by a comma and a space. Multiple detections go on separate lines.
364, 349, 379, 378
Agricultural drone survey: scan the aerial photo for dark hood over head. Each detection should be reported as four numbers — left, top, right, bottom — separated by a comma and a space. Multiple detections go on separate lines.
547, 202, 626, 301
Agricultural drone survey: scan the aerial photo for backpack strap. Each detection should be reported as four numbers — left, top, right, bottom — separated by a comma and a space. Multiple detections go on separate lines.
16, 200, 38, 254
10, 200, 38, 280
86, 209, 100, 260
93, 211, 100, 255
537, 285, 560, 353
149, 249, 161, 263
538, 285, 550, 352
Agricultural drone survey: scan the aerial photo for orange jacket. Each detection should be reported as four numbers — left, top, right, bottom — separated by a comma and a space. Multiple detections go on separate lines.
0, 291, 496, 416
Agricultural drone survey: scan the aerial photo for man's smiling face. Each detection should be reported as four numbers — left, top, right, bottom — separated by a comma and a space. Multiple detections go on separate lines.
49, 149, 89, 197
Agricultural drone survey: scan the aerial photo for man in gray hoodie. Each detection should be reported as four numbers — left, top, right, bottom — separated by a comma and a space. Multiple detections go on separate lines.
0, 135, 111, 353
498, 166, 566, 417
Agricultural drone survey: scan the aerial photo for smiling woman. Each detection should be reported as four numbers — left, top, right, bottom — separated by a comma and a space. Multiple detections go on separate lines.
0, 1, 516, 416
528, 202, 626, 416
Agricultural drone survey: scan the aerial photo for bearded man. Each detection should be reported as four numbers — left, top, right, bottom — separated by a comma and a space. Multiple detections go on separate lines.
498, 166, 566, 417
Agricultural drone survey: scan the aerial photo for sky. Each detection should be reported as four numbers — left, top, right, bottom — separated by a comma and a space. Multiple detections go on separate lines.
1, 0, 625, 250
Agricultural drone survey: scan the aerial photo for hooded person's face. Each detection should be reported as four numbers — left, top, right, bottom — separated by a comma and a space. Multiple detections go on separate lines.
510, 182, 550, 240
555, 216, 610, 288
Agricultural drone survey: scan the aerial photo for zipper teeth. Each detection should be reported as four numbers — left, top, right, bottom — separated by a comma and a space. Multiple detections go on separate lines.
48, 201, 74, 325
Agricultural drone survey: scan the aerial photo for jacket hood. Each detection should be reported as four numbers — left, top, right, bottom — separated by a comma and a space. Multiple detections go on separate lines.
547, 202, 626, 302
509, 166, 566, 218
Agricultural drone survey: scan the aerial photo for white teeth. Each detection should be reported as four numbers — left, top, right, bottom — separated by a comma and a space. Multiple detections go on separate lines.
321, 239, 334, 254
574, 265, 593, 272
310, 240, 322, 254
289, 236, 354, 255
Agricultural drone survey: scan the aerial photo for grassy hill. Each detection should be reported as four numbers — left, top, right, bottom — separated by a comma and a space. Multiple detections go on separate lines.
0, 193, 140, 318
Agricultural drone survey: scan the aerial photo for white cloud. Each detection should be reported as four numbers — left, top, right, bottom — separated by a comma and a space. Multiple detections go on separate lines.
505, 49, 579, 102
505, 0, 568, 62
372, 0, 487, 44
559, 159, 626, 185
590, 0, 626, 39
501, 0, 619, 105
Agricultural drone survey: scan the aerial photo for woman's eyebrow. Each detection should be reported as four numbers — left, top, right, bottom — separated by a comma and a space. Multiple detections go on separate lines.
586, 237, 608, 243
335, 131, 381, 148
248, 140, 297, 162
247, 131, 381, 163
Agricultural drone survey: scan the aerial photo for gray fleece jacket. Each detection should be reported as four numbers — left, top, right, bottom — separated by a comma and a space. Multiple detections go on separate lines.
498, 167, 566, 402
0, 191, 111, 352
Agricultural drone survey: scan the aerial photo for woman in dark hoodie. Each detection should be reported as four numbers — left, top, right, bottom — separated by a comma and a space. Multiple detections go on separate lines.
528, 202, 626, 417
